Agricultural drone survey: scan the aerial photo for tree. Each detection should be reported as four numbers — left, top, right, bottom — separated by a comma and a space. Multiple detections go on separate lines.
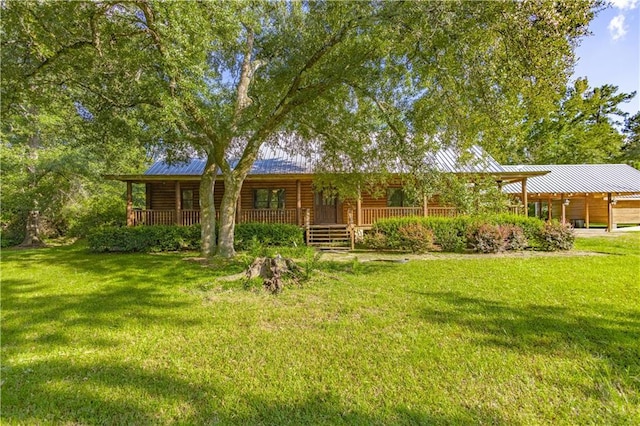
0, 96, 148, 246
518, 78, 635, 164
620, 112, 640, 169
2, 1, 596, 257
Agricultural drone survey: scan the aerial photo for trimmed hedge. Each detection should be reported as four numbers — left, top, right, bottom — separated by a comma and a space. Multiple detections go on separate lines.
88, 225, 201, 253
88, 222, 304, 253
537, 222, 575, 251
368, 214, 552, 252
467, 223, 504, 253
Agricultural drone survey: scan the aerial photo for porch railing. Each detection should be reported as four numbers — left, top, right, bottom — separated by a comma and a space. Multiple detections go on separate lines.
240, 208, 298, 224
426, 207, 458, 218
133, 209, 175, 226
361, 207, 422, 225
181, 209, 201, 226
132, 208, 297, 226
360, 206, 458, 225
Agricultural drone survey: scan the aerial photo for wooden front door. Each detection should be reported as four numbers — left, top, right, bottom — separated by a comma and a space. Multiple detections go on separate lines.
314, 191, 338, 224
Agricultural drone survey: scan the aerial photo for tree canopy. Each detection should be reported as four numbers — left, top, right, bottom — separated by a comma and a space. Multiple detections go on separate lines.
2, 0, 597, 256
519, 78, 636, 164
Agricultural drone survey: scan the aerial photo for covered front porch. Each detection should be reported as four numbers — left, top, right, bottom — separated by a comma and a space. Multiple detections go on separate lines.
121, 178, 527, 229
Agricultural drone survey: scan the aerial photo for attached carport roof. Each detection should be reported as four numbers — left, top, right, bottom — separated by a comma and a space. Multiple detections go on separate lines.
502, 164, 640, 195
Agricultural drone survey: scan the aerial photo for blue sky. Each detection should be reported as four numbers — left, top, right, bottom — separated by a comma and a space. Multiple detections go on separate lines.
573, 0, 640, 117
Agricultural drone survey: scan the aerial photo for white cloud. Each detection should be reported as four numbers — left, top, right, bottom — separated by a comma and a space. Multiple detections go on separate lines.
608, 14, 627, 40
610, 0, 638, 10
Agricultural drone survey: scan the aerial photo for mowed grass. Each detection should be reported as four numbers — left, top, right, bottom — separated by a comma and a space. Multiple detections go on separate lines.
1, 234, 639, 425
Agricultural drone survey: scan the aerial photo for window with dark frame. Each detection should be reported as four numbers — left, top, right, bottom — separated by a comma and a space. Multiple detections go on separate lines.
182, 189, 194, 210
253, 188, 285, 209
387, 188, 411, 207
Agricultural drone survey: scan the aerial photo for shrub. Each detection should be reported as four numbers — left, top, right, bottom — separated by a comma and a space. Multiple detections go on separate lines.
398, 223, 434, 253
437, 227, 467, 252
234, 223, 304, 250
487, 214, 542, 242
368, 214, 546, 253
362, 231, 389, 250
87, 225, 201, 253
537, 222, 575, 251
500, 224, 528, 251
467, 223, 504, 253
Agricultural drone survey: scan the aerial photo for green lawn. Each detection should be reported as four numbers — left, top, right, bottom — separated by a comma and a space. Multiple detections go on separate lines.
2, 235, 639, 425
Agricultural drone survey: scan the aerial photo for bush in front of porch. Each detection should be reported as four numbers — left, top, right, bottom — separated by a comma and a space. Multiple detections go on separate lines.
367, 214, 574, 252
87, 222, 304, 253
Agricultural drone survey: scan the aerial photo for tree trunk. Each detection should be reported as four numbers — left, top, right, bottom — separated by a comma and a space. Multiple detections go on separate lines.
216, 174, 242, 258
199, 158, 217, 257
20, 209, 45, 247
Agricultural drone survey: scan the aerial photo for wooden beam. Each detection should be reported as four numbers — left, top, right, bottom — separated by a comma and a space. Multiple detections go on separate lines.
585, 197, 590, 229
356, 189, 362, 226
296, 179, 302, 226
521, 178, 528, 217
126, 181, 134, 227
145, 183, 151, 209
423, 194, 428, 217
175, 181, 181, 225
561, 196, 566, 225
607, 192, 613, 232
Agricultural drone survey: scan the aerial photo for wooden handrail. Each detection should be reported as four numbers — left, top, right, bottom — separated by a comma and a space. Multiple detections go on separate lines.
240, 209, 298, 224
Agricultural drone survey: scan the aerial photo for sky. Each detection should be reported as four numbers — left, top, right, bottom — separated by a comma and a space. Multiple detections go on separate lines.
573, 0, 640, 118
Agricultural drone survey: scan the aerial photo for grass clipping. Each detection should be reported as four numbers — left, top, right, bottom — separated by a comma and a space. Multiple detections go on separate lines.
245, 255, 304, 294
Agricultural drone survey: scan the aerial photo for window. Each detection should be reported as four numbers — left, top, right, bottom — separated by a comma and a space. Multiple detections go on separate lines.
182, 189, 194, 210
387, 188, 413, 207
253, 188, 285, 209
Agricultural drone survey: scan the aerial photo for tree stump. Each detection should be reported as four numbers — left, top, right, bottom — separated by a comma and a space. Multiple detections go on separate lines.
245, 255, 302, 293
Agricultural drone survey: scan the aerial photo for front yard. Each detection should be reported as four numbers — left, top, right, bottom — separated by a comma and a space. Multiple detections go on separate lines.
1, 234, 639, 424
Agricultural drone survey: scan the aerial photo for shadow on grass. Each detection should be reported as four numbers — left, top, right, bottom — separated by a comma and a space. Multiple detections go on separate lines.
1, 358, 509, 425
416, 291, 640, 387
1, 245, 205, 354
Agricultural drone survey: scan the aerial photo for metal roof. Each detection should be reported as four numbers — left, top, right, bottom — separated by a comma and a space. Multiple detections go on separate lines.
144, 147, 314, 176
502, 164, 640, 194
427, 145, 504, 173
144, 144, 504, 176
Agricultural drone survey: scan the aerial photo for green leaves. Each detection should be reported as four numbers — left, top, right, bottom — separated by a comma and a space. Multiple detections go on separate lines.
522, 77, 635, 164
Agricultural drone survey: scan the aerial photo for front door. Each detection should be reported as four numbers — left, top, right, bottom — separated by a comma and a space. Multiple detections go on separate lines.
314, 191, 338, 224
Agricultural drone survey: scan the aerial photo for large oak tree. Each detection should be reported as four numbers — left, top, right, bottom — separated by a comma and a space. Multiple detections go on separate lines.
2, 0, 595, 257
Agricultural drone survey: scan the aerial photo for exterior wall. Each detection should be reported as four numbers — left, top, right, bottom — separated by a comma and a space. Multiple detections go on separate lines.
145, 179, 452, 226
613, 200, 640, 225
146, 178, 315, 223
147, 182, 201, 210
531, 195, 640, 226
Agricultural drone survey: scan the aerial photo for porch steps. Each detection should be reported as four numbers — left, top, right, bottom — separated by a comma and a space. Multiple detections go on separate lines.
306, 225, 352, 250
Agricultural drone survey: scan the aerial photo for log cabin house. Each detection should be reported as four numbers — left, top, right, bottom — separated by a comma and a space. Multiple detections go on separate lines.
107, 146, 640, 246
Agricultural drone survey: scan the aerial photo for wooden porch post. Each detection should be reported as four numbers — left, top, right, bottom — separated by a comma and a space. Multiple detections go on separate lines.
607, 193, 613, 232
561, 196, 566, 225
547, 196, 552, 221
423, 194, 428, 217
174, 181, 181, 225
356, 188, 362, 227
521, 178, 528, 217
296, 180, 302, 226
585, 196, 590, 229
304, 208, 311, 245
126, 181, 134, 227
